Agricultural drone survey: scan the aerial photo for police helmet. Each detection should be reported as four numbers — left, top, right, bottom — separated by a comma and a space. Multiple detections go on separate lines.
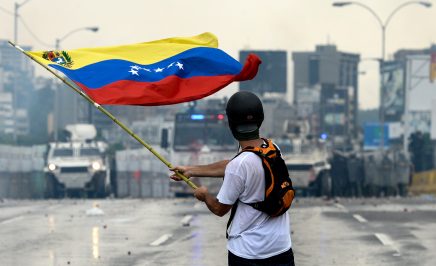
226, 91, 264, 140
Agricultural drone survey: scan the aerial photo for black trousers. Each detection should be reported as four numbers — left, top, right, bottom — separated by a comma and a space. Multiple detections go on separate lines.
228, 248, 295, 266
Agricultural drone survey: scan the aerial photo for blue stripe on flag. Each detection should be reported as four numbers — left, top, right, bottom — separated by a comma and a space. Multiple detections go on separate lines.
50, 47, 242, 89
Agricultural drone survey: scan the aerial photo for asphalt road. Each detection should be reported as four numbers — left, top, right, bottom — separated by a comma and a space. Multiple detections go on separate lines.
0, 196, 435, 266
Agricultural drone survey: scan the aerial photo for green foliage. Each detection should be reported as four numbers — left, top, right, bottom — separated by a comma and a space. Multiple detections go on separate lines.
61, 51, 71, 61
61, 51, 74, 67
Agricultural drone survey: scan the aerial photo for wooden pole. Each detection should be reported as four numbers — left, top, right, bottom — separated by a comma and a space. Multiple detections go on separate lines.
8, 41, 198, 190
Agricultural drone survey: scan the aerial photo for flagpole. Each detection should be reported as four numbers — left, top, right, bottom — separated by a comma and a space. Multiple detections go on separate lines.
8, 41, 198, 190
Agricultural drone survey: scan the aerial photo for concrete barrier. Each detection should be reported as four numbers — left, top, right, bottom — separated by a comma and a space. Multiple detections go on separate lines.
409, 170, 436, 196
0, 145, 46, 199
115, 148, 170, 198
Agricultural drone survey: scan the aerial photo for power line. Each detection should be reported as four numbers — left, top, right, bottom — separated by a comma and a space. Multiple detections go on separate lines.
18, 16, 52, 48
0, 5, 13, 16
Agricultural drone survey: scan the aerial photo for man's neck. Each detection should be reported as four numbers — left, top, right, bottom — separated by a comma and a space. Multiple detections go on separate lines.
239, 138, 264, 149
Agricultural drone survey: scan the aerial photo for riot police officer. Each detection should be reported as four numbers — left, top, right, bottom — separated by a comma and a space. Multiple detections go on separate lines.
380, 153, 397, 197
364, 154, 378, 197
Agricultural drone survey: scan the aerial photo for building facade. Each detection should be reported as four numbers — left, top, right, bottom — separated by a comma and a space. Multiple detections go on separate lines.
239, 50, 287, 95
292, 45, 360, 140
0, 40, 34, 138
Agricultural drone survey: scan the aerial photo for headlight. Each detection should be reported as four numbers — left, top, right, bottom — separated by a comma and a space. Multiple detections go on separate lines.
91, 161, 101, 171
48, 163, 57, 171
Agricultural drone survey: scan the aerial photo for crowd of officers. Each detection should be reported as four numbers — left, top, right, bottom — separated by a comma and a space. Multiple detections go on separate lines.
329, 150, 412, 197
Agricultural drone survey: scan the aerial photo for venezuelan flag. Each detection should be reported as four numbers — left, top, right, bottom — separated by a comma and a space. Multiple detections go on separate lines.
28, 32, 261, 106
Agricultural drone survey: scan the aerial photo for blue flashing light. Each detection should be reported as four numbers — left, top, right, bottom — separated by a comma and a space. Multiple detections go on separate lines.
191, 114, 205, 120
320, 133, 328, 140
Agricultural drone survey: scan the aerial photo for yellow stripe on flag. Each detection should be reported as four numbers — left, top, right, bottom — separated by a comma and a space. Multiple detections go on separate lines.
27, 32, 218, 70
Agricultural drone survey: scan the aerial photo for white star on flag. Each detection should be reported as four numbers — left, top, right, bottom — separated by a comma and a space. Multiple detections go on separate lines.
130, 65, 140, 70
154, 67, 164, 73
167, 62, 175, 68
129, 69, 139, 76
142, 68, 151, 72
176, 62, 184, 70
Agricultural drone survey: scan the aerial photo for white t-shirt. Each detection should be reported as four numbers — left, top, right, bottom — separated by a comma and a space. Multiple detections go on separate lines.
217, 151, 292, 259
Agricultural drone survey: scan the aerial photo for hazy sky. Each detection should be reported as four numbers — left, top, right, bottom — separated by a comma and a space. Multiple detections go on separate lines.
1, 0, 436, 109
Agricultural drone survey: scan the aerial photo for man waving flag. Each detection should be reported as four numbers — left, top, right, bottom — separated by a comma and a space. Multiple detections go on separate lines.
27, 32, 261, 106
11, 32, 261, 189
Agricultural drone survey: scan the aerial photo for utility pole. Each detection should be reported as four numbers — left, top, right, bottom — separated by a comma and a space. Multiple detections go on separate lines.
12, 0, 32, 142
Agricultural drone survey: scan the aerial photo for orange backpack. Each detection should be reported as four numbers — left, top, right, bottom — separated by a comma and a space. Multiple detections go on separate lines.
227, 139, 295, 237
240, 138, 295, 216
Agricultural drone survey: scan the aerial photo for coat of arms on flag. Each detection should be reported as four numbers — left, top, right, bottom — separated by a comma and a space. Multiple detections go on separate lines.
42, 50, 74, 68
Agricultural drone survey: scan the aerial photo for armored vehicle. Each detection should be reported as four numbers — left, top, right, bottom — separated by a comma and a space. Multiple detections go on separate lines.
44, 124, 110, 198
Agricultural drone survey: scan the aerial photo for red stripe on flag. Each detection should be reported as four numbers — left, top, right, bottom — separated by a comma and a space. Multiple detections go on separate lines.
76, 75, 237, 106
235, 54, 262, 81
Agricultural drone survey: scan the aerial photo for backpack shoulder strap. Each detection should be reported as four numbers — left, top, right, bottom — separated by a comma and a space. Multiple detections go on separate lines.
226, 201, 238, 239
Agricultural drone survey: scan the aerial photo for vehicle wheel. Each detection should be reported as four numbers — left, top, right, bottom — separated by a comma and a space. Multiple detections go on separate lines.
44, 174, 59, 199
94, 173, 107, 198
320, 172, 331, 197
314, 172, 331, 197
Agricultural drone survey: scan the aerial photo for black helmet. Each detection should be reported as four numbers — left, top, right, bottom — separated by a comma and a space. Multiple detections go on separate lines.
226, 91, 264, 141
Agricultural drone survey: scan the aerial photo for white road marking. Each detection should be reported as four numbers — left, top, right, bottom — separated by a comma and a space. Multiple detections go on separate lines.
374, 233, 401, 256
335, 203, 349, 213
375, 233, 394, 246
150, 233, 172, 246
0, 216, 23, 225
85, 207, 104, 216
353, 214, 368, 223
180, 215, 193, 226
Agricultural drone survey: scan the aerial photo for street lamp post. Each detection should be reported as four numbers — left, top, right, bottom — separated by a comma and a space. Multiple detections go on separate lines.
55, 27, 99, 50
11, 0, 32, 142
53, 26, 99, 141
14, 0, 32, 43
333, 1, 432, 152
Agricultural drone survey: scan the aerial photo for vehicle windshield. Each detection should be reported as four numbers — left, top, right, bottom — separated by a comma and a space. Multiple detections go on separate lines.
173, 113, 235, 151
80, 148, 101, 156
53, 148, 73, 157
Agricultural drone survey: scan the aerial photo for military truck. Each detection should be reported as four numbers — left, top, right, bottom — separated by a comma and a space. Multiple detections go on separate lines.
44, 124, 110, 198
